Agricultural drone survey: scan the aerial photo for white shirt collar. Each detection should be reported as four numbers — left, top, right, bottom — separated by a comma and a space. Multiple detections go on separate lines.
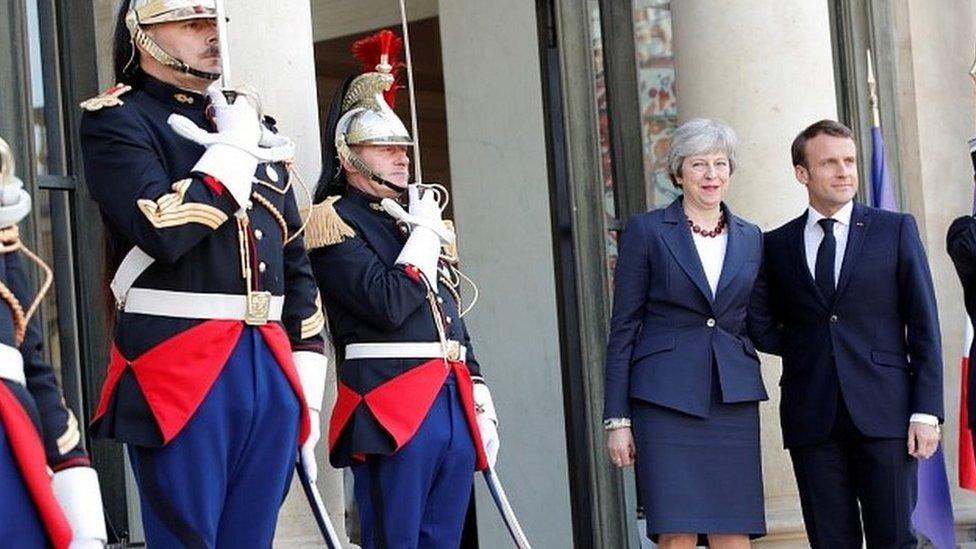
806, 200, 854, 230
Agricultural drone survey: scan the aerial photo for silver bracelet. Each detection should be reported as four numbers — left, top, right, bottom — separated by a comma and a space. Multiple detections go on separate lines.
603, 417, 632, 431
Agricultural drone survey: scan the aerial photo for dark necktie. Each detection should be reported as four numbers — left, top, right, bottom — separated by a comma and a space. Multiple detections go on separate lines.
815, 218, 837, 301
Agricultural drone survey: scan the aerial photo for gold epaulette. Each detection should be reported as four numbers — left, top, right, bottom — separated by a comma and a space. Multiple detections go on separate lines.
80, 83, 132, 112
303, 196, 356, 249
441, 220, 459, 264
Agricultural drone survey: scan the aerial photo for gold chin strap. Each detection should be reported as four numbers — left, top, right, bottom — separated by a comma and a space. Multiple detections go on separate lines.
0, 225, 53, 345
126, 11, 220, 81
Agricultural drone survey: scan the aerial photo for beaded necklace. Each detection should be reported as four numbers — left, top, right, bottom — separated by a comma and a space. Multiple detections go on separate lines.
687, 214, 726, 238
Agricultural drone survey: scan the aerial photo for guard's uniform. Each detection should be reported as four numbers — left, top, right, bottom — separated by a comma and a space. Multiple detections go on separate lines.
79, 75, 327, 546
306, 29, 496, 548
0, 135, 106, 547
308, 188, 487, 548
0, 231, 87, 548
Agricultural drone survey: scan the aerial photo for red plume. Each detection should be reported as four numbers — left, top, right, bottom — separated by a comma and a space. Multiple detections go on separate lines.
351, 29, 404, 108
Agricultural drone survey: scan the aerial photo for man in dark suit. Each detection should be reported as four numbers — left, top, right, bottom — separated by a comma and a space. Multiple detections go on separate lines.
750, 120, 943, 548
948, 213, 976, 453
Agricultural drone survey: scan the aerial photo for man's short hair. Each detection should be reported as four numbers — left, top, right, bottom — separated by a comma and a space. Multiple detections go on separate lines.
791, 120, 854, 168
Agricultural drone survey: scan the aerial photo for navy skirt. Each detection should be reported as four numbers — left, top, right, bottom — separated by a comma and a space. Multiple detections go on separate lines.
631, 382, 765, 541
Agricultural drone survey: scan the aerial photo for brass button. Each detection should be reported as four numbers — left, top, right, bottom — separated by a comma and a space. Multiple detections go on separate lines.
829, 314, 838, 323
246, 200, 254, 210
254, 229, 263, 240
446, 316, 453, 324
436, 297, 444, 304
265, 165, 279, 183
706, 318, 716, 328
258, 261, 267, 273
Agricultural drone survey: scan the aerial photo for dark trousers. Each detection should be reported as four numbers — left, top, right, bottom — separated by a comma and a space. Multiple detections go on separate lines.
128, 329, 301, 548
0, 422, 47, 547
352, 377, 476, 549
789, 398, 917, 549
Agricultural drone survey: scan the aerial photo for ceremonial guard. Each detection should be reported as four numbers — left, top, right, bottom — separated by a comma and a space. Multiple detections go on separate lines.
79, 1, 328, 545
0, 137, 107, 547
306, 31, 500, 548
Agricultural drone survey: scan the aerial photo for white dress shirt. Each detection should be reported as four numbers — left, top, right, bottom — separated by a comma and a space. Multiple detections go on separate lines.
803, 200, 937, 428
804, 201, 852, 284
692, 230, 727, 298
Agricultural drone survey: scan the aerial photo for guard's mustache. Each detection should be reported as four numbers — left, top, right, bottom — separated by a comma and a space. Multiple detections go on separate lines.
204, 45, 220, 57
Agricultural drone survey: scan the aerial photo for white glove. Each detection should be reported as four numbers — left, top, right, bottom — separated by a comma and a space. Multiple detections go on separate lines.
301, 412, 321, 484
51, 467, 107, 548
0, 175, 31, 229
396, 225, 441, 289
167, 88, 265, 209
390, 186, 453, 288
294, 351, 328, 484
474, 384, 500, 468
0, 342, 25, 385
381, 185, 455, 245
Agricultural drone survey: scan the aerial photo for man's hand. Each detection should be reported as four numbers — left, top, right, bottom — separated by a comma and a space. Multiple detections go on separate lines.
606, 427, 636, 468
907, 421, 940, 459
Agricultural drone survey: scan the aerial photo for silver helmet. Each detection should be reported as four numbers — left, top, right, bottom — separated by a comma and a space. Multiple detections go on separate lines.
335, 30, 413, 191
123, 0, 220, 81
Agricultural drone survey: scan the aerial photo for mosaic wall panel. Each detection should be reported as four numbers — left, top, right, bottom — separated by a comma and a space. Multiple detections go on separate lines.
590, 0, 678, 286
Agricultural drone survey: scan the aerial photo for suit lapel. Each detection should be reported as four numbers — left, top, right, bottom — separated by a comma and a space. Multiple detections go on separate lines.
660, 198, 714, 306
714, 204, 745, 300
787, 210, 829, 307
835, 201, 870, 299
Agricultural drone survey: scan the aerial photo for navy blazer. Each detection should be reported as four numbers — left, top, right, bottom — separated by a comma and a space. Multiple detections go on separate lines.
750, 202, 943, 448
603, 198, 768, 421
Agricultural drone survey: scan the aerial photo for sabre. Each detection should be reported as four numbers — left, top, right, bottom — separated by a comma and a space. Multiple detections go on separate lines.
397, 0, 423, 184
483, 467, 532, 549
214, 0, 231, 87
295, 457, 344, 549
969, 44, 976, 194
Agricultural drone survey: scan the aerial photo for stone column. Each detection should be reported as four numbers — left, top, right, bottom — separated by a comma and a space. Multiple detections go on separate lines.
226, 2, 351, 546
670, 1, 838, 543
439, 1, 574, 547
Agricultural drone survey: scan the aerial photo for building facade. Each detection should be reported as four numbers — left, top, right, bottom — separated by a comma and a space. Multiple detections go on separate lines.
1, 0, 975, 546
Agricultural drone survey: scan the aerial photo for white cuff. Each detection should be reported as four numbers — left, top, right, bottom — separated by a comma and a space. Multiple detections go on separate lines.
294, 351, 328, 413
0, 342, 25, 385
396, 226, 440, 288
192, 143, 257, 209
473, 383, 498, 425
910, 413, 939, 427
52, 467, 107, 543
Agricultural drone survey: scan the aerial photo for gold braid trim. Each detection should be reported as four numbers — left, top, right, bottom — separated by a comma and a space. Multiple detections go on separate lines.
0, 225, 53, 345
56, 408, 81, 455
0, 280, 27, 346
251, 191, 289, 243
284, 160, 313, 245
137, 179, 228, 230
301, 292, 326, 339
303, 197, 356, 249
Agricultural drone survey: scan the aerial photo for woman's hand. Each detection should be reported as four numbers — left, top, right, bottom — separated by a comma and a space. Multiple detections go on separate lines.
607, 427, 636, 468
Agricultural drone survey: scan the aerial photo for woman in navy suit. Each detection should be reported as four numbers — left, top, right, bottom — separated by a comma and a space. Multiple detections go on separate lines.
604, 119, 767, 548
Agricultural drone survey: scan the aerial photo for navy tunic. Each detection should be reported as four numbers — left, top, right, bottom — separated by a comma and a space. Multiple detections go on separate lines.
79, 76, 325, 447
307, 186, 486, 468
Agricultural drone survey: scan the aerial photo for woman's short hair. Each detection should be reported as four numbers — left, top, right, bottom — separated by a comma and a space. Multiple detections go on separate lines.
667, 118, 737, 187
